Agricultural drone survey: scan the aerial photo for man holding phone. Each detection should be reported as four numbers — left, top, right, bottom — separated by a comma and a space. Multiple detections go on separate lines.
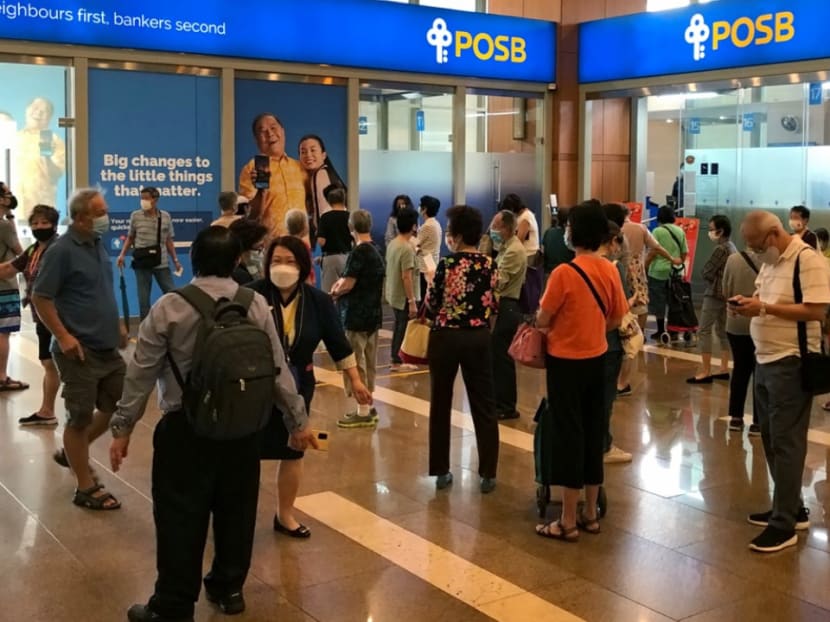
16, 97, 66, 220
238, 113, 306, 241
731, 210, 830, 553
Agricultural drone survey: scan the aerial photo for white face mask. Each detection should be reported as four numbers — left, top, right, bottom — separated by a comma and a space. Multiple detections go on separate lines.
92, 215, 110, 235
140, 199, 153, 211
708, 231, 720, 242
756, 246, 780, 265
444, 234, 455, 252
789, 219, 804, 233
270, 264, 300, 289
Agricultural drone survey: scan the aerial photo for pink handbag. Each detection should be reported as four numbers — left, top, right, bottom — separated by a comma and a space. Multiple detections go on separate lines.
508, 322, 547, 369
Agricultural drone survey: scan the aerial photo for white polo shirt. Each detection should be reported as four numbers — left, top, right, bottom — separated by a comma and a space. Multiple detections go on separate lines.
750, 237, 830, 365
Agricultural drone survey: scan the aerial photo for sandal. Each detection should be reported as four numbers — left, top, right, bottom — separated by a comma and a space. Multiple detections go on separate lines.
535, 520, 579, 542
72, 484, 121, 511
576, 514, 601, 535
0, 377, 29, 392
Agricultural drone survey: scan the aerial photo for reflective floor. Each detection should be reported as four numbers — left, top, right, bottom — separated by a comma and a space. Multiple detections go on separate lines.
1, 320, 829, 621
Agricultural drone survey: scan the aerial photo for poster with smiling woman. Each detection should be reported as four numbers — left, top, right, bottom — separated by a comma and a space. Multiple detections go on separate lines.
234, 80, 347, 245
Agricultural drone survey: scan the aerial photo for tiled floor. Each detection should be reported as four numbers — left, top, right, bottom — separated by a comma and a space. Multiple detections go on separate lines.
1, 320, 829, 621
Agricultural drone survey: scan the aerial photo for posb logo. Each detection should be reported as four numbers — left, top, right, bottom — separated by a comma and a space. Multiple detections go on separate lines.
685, 11, 795, 61
426, 18, 526, 65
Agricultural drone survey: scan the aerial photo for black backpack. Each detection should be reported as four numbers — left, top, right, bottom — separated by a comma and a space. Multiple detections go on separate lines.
166, 285, 276, 440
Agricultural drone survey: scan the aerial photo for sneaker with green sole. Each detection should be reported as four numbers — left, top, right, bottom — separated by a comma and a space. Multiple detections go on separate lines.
337, 410, 378, 429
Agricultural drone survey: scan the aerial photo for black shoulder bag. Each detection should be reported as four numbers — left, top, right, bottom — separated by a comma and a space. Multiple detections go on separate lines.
566, 262, 607, 316
132, 215, 162, 270
793, 250, 830, 395
740, 251, 759, 274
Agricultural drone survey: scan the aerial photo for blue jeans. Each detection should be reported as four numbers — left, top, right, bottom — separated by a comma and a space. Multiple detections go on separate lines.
135, 266, 175, 320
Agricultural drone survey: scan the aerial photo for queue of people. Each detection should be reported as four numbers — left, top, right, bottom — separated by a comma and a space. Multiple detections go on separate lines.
4, 181, 830, 621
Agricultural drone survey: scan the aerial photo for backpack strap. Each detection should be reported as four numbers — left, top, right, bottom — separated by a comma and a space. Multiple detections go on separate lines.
566, 262, 607, 316
232, 285, 255, 312
739, 251, 759, 274
165, 285, 219, 391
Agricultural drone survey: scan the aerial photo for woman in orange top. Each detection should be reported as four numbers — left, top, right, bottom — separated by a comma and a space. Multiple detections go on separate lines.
535, 202, 628, 542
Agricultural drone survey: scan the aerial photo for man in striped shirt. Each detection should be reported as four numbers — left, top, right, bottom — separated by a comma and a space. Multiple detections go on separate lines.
732, 211, 830, 553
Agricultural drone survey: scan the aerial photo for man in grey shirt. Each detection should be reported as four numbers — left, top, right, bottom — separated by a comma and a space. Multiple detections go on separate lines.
32, 188, 128, 511
109, 226, 315, 622
117, 186, 182, 320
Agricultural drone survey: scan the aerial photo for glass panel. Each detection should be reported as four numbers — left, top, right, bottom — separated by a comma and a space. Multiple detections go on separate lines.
0, 62, 71, 230
360, 84, 454, 246
465, 94, 543, 225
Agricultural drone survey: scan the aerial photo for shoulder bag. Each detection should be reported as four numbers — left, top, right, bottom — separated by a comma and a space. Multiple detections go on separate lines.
793, 250, 830, 395
508, 318, 547, 369
132, 215, 162, 270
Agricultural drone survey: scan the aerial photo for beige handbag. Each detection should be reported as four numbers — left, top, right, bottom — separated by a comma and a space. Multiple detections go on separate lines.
400, 318, 431, 364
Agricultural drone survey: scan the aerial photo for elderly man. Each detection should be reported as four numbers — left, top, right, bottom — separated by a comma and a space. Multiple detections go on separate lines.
32, 188, 127, 511
238, 113, 306, 240
732, 210, 830, 553
490, 209, 527, 420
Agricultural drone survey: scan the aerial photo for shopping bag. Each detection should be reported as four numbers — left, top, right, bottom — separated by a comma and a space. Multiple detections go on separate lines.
508, 321, 546, 369
399, 319, 431, 365
619, 311, 643, 359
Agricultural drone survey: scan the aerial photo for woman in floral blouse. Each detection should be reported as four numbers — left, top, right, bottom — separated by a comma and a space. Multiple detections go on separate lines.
425, 205, 500, 494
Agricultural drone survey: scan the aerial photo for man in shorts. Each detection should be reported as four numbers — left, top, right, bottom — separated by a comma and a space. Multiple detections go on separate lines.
32, 188, 127, 510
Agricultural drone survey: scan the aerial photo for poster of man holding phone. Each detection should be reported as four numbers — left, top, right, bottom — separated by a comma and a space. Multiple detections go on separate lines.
238, 113, 306, 241
16, 97, 65, 221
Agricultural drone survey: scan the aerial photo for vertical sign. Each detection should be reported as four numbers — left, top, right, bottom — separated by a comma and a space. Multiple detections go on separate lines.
809, 82, 823, 106
358, 116, 368, 135
742, 113, 755, 132
416, 110, 425, 132
688, 118, 701, 135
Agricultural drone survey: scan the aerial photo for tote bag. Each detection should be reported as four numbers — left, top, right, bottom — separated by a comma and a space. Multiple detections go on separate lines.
400, 319, 431, 365
508, 321, 546, 369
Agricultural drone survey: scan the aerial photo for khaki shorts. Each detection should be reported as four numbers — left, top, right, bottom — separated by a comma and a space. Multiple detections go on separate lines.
53, 348, 126, 428
345, 330, 379, 394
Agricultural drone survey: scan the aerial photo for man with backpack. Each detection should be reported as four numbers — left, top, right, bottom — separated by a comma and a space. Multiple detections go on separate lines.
108, 226, 317, 622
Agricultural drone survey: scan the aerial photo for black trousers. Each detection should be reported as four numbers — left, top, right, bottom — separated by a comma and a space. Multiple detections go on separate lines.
428, 327, 499, 478
148, 413, 261, 618
727, 332, 757, 424
390, 305, 410, 365
491, 298, 522, 414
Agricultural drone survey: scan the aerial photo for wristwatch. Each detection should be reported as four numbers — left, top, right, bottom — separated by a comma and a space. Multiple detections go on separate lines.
759, 303, 767, 318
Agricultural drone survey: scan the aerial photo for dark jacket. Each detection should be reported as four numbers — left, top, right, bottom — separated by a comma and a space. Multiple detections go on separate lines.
246, 280, 352, 408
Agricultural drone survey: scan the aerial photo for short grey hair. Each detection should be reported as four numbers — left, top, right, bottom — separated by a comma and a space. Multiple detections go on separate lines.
69, 188, 101, 221
285, 209, 308, 237
498, 209, 517, 234
349, 209, 372, 234
218, 191, 237, 213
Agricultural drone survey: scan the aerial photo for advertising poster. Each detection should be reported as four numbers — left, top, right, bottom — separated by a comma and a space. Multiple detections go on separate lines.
0, 62, 68, 225
234, 79, 347, 245
89, 68, 220, 316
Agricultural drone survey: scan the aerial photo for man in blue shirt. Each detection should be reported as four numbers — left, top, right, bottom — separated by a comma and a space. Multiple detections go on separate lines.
32, 188, 127, 511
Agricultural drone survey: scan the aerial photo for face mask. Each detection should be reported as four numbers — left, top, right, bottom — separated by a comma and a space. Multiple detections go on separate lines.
92, 215, 110, 235
140, 199, 153, 211
444, 234, 455, 252
708, 231, 720, 242
270, 264, 300, 289
756, 245, 780, 266
489, 230, 504, 248
789, 219, 803, 233
564, 228, 574, 251
32, 227, 55, 242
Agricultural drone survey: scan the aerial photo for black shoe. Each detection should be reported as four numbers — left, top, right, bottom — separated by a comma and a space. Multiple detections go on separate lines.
748, 424, 761, 437
728, 418, 744, 432
127, 604, 194, 622
497, 410, 520, 421
749, 525, 797, 553
205, 590, 246, 615
747, 507, 810, 531
686, 375, 713, 385
273, 517, 311, 538
616, 385, 632, 397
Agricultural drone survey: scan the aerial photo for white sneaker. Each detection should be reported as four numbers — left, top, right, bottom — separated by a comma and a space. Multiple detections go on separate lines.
391, 363, 418, 372
604, 445, 633, 464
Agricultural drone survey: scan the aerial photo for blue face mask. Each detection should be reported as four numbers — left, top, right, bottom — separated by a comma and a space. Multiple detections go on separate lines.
92, 215, 110, 235
489, 230, 504, 247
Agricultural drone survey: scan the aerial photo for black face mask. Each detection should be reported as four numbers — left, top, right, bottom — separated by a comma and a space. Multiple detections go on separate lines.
32, 227, 55, 242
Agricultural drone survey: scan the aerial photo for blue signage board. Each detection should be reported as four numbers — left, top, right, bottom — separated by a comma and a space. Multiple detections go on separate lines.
416, 110, 425, 132
688, 118, 701, 135
580, 0, 829, 83
358, 116, 369, 135
742, 113, 755, 132
809, 82, 823, 106
0, 0, 556, 83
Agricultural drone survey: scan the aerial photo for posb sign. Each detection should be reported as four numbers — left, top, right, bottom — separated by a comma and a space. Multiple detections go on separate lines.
686, 11, 794, 61
427, 18, 526, 65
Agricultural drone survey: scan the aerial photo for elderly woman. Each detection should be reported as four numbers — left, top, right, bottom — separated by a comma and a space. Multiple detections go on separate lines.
285, 208, 316, 285
425, 205, 499, 493
247, 236, 371, 538
535, 202, 627, 541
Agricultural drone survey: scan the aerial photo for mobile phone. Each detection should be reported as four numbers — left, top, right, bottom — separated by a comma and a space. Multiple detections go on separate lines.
254, 155, 270, 190
728, 298, 740, 307
311, 429, 329, 452
39, 129, 53, 158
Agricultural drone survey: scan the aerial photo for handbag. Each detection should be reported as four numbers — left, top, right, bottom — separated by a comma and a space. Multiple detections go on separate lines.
508, 320, 546, 369
132, 215, 162, 270
400, 313, 431, 365
619, 311, 644, 359
793, 251, 830, 395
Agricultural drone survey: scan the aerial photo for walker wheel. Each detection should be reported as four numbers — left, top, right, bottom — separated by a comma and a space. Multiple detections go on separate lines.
660, 332, 671, 345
